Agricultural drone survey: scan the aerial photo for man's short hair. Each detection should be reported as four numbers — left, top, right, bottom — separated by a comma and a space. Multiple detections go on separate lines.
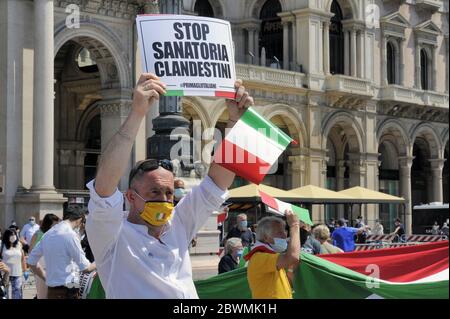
394, 218, 402, 223
63, 206, 84, 221
337, 218, 347, 227
128, 159, 174, 188
255, 216, 285, 242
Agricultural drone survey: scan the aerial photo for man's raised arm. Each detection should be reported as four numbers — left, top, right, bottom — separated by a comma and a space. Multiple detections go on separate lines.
94, 74, 166, 197
207, 80, 254, 191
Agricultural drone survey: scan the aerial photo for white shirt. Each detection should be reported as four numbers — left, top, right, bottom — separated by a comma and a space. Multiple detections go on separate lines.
85, 175, 228, 299
20, 223, 40, 245
373, 224, 384, 236
2, 245, 22, 277
27, 221, 91, 287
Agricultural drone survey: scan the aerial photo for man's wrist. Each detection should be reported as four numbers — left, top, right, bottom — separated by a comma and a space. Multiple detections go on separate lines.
289, 222, 300, 228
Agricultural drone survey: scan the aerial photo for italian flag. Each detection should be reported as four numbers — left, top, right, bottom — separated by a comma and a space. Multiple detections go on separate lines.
195, 241, 449, 299
259, 190, 313, 226
214, 107, 295, 185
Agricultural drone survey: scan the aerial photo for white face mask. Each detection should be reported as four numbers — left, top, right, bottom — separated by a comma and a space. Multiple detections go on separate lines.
9, 235, 17, 243
270, 237, 288, 253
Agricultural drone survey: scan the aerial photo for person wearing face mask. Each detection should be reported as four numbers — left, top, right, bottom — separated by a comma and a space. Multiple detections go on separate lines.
27, 206, 96, 299
19, 216, 40, 254
245, 212, 300, 299
84, 74, 254, 298
174, 179, 187, 204
218, 238, 243, 274
0, 228, 27, 299
224, 213, 254, 249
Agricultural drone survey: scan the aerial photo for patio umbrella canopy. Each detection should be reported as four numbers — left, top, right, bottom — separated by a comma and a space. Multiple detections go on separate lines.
337, 186, 405, 204
289, 185, 354, 204
228, 183, 294, 202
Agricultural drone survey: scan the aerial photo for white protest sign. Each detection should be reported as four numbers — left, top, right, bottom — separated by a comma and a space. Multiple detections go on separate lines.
136, 14, 236, 98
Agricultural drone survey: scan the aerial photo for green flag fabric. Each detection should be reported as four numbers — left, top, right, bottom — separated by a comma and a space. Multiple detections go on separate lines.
195, 252, 448, 299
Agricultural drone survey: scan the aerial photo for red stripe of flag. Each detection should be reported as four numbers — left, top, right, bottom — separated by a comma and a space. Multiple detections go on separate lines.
214, 139, 271, 185
259, 191, 279, 210
215, 91, 236, 98
322, 241, 449, 283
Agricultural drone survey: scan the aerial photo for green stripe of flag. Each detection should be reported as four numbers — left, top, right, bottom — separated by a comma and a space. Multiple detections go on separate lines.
164, 90, 184, 96
240, 107, 293, 149
291, 205, 313, 226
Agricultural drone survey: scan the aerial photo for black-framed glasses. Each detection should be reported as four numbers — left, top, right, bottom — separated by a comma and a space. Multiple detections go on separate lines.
128, 159, 173, 188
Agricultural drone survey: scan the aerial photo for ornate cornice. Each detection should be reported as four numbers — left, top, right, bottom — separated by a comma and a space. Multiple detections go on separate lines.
55, 0, 140, 19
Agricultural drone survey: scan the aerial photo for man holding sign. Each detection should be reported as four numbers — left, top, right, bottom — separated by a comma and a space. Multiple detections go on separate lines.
85, 73, 254, 298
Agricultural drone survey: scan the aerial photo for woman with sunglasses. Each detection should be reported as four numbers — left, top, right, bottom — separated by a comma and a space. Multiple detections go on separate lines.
85, 73, 254, 298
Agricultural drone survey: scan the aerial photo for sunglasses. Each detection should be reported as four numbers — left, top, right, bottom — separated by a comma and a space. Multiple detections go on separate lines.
128, 159, 173, 188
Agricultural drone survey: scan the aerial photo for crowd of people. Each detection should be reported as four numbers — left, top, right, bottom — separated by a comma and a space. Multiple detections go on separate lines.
1, 71, 447, 300
0, 208, 96, 299
217, 211, 437, 298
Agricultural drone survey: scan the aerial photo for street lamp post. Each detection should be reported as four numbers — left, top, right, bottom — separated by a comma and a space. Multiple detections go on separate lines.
146, 0, 193, 174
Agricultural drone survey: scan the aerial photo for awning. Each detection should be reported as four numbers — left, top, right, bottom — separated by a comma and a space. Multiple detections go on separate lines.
337, 186, 405, 204
289, 185, 354, 203
228, 183, 294, 202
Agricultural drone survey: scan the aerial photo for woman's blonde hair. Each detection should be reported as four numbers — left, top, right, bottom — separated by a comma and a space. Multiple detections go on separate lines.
312, 224, 331, 242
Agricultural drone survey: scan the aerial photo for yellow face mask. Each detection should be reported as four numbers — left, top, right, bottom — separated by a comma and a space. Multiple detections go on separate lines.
140, 201, 174, 227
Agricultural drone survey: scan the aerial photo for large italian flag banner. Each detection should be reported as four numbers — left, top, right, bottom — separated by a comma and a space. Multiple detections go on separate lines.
195, 241, 449, 299
214, 107, 295, 184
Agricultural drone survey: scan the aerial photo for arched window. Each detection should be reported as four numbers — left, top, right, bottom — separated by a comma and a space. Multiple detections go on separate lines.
387, 41, 396, 84
194, 0, 214, 18
329, 0, 344, 75
259, 0, 282, 68
420, 49, 429, 90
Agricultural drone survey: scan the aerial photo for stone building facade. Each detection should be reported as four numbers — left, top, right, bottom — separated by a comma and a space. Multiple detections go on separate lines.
0, 0, 448, 236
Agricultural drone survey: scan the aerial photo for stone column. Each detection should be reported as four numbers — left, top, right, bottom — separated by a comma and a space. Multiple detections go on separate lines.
399, 156, 413, 235
323, 21, 330, 75
336, 160, 346, 219
15, 0, 66, 222
282, 20, 290, 70
336, 160, 346, 191
381, 35, 388, 86
357, 30, 365, 78
415, 42, 421, 89
445, 35, 449, 93
318, 21, 324, 73
253, 27, 260, 66
399, 38, 405, 86
429, 159, 445, 203
31, 0, 55, 192
344, 30, 350, 75
350, 28, 357, 77
247, 28, 255, 64
292, 17, 297, 71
